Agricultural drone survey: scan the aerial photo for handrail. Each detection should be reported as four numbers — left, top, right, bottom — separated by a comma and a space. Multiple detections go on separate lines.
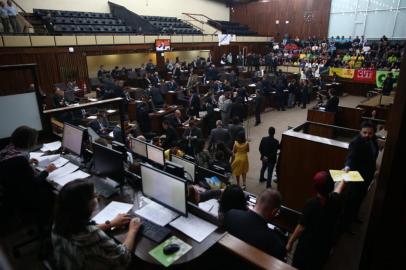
10, 0, 26, 14
182, 13, 220, 35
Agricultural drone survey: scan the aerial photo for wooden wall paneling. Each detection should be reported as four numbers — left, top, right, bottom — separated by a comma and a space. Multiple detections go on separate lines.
231, 0, 332, 39
278, 133, 348, 211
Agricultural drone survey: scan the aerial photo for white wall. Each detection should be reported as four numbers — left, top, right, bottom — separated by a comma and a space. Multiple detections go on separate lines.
20, 0, 229, 21
328, 0, 406, 39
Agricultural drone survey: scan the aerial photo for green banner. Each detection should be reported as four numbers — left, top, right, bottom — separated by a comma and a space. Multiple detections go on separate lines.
376, 71, 399, 88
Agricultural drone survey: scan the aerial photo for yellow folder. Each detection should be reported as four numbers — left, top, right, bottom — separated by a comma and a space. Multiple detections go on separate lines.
329, 170, 364, 182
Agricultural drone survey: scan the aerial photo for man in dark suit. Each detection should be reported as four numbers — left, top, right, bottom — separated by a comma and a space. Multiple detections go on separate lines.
341, 121, 378, 232
182, 121, 203, 155
254, 89, 263, 126
223, 189, 286, 261
167, 79, 177, 92
324, 89, 339, 112
161, 120, 179, 150
149, 86, 164, 108
171, 109, 186, 127
188, 90, 201, 117
259, 127, 280, 187
208, 120, 230, 152
382, 72, 395, 96
227, 117, 245, 148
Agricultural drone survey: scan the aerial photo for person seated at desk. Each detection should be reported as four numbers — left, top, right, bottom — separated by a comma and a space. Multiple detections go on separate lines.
166, 79, 177, 92
286, 172, 346, 270
0, 126, 56, 221
150, 72, 160, 87
66, 80, 78, 91
194, 140, 211, 169
210, 151, 232, 175
52, 180, 142, 270
164, 146, 185, 160
171, 109, 187, 127
223, 189, 286, 261
161, 120, 179, 149
52, 88, 66, 108
89, 112, 111, 136
324, 89, 339, 112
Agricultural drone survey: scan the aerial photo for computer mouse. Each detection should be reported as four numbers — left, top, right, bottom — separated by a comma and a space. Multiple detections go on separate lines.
163, 243, 180, 255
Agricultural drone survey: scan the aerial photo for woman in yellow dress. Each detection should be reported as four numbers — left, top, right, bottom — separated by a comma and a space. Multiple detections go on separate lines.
231, 131, 249, 190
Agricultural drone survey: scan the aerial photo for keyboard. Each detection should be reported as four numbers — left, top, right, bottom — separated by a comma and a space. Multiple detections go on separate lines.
94, 177, 119, 198
138, 217, 171, 243
63, 154, 82, 166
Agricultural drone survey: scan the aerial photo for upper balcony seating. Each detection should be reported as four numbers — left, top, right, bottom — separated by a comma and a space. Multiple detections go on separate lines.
141, 15, 202, 35
208, 20, 257, 36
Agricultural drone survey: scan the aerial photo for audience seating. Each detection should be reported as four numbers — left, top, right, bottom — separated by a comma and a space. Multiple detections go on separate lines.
141, 15, 202, 35
33, 9, 133, 34
208, 20, 257, 36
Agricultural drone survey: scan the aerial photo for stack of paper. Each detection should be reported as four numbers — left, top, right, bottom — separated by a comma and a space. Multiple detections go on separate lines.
29, 152, 44, 160
329, 170, 364, 182
92, 201, 133, 224
169, 213, 218, 243
198, 199, 219, 217
53, 170, 90, 187
48, 163, 79, 181
40, 141, 61, 152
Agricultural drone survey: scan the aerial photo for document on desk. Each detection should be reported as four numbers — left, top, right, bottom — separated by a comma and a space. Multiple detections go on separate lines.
134, 201, 178, 226
40, 141, 61, 152
92, 201, 133, 225
198, 199, 219, 217
329, 170, 364, 182
53, 170, 90, 187
36, 154, 60, 167
48, 163, 79, 181
29, 152, 44, 160
169, 213, 218, 243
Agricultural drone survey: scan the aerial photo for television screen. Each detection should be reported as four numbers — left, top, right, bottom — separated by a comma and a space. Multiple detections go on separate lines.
155, 39, 171, 52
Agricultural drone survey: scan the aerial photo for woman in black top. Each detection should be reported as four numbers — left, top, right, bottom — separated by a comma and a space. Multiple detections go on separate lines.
286, 171, 346, 270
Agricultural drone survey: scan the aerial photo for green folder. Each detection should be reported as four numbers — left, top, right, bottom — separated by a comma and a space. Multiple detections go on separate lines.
148, 236, 192, 267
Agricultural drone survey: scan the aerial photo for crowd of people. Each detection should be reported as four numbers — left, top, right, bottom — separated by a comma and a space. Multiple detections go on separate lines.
0, 0, 21, 33
4, 32, 393, 269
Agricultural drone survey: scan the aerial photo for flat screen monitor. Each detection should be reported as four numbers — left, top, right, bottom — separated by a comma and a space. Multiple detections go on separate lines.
171, 155, 195, 182
0, 92, 43, 140
93, 142, 125, 184
131, 137, 147, 158
155, 39, 171, 52
146, 143, 164, 166
141, 164, 187, 216
62, 123, 84, 156
165, 160, 184, 179
196, 165, 228, 184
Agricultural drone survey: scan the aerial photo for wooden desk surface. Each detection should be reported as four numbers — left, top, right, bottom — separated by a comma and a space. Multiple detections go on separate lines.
218, 234, 297, 270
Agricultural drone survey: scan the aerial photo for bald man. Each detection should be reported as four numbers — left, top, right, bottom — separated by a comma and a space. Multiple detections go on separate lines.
223, 189, 286, 260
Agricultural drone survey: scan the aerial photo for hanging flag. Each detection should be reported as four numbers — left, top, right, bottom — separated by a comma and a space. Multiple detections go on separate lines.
376, 70, 400, 88
329, 67, 355, 79
354, 69, 376, 84
218, 34, 233, 46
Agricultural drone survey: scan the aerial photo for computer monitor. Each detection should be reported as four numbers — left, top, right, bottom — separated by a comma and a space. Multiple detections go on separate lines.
165, 160, 184, 179
112, 140, 127, 156
146, 143, 164, 166
92, 142, 125, 184
183, 154, 195, 163
210, 164, 226, 176
130, 137, 147, 158
196, 166, 228, 184
171, 155, 195, 182
62, 123, 84, 156
141, 164, 187, 216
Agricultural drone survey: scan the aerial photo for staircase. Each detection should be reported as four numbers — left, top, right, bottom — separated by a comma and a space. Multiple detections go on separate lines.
23, 13, 48, 34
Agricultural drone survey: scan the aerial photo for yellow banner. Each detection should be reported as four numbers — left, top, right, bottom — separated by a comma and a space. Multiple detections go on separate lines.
329, 67, 355, 79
